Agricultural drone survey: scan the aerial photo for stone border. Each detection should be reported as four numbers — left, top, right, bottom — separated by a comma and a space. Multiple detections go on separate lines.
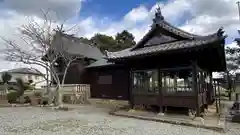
0, 104, 55, 108
0, 103, 31, 108
109, 110, 225, 133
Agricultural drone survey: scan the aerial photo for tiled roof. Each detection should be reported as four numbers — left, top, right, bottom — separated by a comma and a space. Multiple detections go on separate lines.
51, 32, 104, 60
106, 7, 226, 60
106, 35, 225, 59
2, 68, 44, 76
129, 7, 225, 51
156, 20, 198, 39
86, 58, 114, 68
235, 38, 240, 42
152, 7, 198, 39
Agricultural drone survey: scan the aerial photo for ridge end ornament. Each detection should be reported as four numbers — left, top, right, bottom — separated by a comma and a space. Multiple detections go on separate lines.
153, 5, 164, 24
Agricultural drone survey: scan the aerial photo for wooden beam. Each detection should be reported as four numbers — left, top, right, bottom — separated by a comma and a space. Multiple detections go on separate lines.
213, 80, 219, 113
217, 81, 221, 113
129, 69, 134, 109
158, 69, 164, 113
192, 61, 200, 116
159, 66, 192, 71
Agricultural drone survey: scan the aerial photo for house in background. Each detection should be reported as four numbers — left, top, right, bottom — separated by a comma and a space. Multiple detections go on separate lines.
42, 31, 104, 85
0, 68, 46, 89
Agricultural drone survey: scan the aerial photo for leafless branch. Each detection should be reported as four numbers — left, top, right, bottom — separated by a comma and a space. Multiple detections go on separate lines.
0, 9, 82, 106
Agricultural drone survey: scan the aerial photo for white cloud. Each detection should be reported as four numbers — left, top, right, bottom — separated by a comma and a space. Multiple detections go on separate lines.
189, 0, 237, 17
179, 0, 240, 37
124, 5, 149, 23
84, 0, 240, 43
0, 0, 239, 73
160, 0, 191, 22
226, 42, 239, 48
1, 0, 83, 20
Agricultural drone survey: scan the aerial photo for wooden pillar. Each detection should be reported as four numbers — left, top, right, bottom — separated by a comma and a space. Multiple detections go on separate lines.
217, 81, 221, 113
214, 80, 219, 113
209, 72, 213, 95
210, 72, 217, 108
158, 69, 164, 114
206, 71, 213, 109
192, 62, 200, 116
129, 69, 134, 109
200, 71, 204, 109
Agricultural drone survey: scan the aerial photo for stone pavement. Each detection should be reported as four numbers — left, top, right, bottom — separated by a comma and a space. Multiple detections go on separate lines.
0, 106, 240, 135
110, 109, 226, 132
109, 100, 240, 133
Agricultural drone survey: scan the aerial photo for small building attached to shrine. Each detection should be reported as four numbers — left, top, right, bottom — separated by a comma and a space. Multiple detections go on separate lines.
87, 7, 227, 116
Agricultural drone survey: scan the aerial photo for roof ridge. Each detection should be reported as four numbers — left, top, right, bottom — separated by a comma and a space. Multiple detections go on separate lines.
56, 31, 96, 47
1, 67, 44, 75
106, 35, 226, 60
51, 32, 104, 60
128, 6, 226, 51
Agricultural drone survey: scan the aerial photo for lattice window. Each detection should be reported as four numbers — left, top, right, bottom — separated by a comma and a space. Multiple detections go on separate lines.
197, 70, 208, 93
161, 70, 192, 93
132, 70, 159, 94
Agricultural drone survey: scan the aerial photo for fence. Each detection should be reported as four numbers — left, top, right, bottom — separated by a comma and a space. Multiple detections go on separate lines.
50, 84, 91, 104
0, 84, 91, 105
0, 91, 8, 104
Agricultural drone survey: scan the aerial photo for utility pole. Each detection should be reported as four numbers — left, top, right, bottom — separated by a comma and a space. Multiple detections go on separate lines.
236, 1, 240, 106
237, 1, 240, 20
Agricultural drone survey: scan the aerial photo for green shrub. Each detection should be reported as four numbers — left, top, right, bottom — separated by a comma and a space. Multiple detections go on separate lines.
33, 92, 42, 97
24, 84, 34, 90
41, 97, 48, 105
7, 85, 15, 90
63, 95, 71, 103
7, 92, 19, 104
1, 72, 12, 84
15, 78, 25, 97
24, 96, 31, 104
28, 80, 33, 84
13, 78, 34, 96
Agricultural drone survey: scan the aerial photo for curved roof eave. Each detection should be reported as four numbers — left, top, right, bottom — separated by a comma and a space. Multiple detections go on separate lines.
129, 20, 225, 51
106, 34, 227, 60
129, 6, 226, 51
105, 6, 227, 60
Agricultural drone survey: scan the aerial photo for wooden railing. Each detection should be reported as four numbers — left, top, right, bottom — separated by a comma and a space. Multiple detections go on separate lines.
50, 84, 91, 104
0, 91, 8, 104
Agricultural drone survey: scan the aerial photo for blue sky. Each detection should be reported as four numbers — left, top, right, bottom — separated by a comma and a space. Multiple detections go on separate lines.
79, 0, 192, 27
78, 0, 238, 45
0, 0, 239, 72
80, 0, 159, 21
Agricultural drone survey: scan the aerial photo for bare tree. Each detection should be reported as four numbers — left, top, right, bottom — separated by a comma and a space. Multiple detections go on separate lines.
1, 10, 81, 107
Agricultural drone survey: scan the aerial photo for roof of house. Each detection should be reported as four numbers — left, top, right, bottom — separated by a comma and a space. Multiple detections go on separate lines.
50, 32, 104, 60
235, 38, 240, 43
106, 7, 226, 60
1, 68, 44, 76
86, 58, 114, 68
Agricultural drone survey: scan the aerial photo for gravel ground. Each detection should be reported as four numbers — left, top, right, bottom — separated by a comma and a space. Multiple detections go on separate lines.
0, 106, 239, 135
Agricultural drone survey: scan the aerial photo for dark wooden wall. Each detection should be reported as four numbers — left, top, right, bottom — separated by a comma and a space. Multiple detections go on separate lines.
64, 62, 86, 84
51, 57, 130, 100
87, 66, 129, 100
52, 59, 89, 85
